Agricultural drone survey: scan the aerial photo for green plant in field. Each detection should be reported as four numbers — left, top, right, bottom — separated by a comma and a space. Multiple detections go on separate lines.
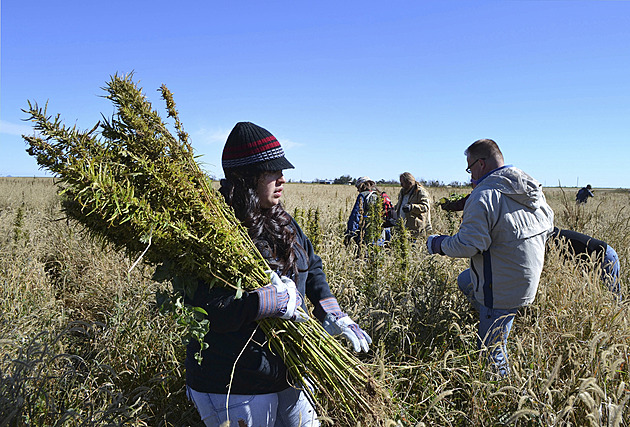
443, 210, 460, 235
292, 206, 323, 252
21, 73, 390, 424
155, 288, 210, 364
438, 192, 468, 235
292, 206, 304, 226
364, 195, 384, 246
359, 201, 387, 300
305, 207, 323, 253
389, 220, 411, 281
12, 203, 28, 243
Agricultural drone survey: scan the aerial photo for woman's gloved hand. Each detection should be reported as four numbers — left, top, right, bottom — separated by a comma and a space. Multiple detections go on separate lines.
318, 297, 371, 352
323, 313, 372, 352
253, 271, 309, 322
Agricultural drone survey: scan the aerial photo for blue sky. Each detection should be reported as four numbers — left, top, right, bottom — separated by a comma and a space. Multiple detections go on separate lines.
2, 0, 629, 188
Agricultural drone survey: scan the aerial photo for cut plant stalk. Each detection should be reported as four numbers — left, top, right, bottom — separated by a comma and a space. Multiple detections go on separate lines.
23, 73, 391, 425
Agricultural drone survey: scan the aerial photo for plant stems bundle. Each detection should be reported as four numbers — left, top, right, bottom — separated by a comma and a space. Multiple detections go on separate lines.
22, 74, 389, 424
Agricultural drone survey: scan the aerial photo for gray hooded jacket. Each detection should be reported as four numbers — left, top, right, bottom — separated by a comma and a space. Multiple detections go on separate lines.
441, 166, 554, 309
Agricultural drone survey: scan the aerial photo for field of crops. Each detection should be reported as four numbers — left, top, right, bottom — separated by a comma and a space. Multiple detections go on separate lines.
1, 177, 629, 426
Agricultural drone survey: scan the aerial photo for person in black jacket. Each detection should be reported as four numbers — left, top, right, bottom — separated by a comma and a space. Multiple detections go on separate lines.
576, 184, 594, 204
441, 199, 622, 299
549, 227, 621, 297
185, 122, 371, 427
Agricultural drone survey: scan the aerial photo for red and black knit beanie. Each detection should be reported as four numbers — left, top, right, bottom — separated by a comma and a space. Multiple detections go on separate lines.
222, 122, 294, 174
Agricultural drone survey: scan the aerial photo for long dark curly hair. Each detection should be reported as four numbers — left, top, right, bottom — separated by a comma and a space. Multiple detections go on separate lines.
219, 169, 302, 278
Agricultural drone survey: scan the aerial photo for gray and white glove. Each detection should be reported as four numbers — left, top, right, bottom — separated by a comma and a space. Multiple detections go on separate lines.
319, 297, 372, 353
253, 271, 309, 322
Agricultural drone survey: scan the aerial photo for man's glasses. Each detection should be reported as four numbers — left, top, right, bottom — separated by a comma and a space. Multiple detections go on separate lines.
466, 158, 484, 174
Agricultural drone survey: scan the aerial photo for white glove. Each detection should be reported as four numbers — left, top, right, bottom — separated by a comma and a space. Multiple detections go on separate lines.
323, 313, 372, 353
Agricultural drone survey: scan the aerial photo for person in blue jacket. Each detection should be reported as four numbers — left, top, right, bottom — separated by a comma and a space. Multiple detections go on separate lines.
345, 176, 379, 244
185, 122, 371, 427
345, 176, 391, 248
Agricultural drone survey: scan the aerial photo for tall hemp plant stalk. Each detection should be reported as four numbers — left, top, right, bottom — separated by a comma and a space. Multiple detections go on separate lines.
22, 73, 390, 425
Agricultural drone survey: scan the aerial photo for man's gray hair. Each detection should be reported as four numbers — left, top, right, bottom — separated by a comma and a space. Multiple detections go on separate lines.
465, 139, 504, 163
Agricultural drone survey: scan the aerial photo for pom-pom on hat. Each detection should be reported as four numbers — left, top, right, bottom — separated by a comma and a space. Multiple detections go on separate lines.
222, 122, 294, 173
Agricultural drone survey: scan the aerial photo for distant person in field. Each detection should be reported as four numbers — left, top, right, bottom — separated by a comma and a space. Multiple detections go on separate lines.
576, 184, 594, 204
185, 122, 371, 427
393, 172, 432, 238
426, 138, 555, 377
345, 176, 392, 247
549, 227, 621, 298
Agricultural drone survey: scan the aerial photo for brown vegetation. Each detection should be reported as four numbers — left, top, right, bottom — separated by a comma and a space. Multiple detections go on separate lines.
1, 177, 628, 425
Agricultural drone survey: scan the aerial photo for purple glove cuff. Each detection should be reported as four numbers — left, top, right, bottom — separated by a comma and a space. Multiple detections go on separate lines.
319, 296, 344, 319
253, 285, 288, 320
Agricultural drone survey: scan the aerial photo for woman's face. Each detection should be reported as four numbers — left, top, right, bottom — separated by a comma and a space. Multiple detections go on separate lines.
257, 170, 286, 209
401, 179, 413, 191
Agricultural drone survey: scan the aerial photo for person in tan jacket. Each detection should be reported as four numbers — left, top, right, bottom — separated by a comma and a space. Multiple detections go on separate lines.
394, 172, 432, 237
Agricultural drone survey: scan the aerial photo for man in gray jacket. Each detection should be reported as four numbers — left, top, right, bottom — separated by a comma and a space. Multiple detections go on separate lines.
427, 139, 554, 376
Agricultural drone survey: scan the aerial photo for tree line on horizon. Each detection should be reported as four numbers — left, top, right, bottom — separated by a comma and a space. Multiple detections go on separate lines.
299, 174, 471, 188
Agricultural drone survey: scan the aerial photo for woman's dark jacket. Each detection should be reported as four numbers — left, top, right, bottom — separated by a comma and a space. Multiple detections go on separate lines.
185, 217, 334, 394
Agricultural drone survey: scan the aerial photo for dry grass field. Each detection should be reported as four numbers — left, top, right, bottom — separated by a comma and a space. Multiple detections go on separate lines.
1, 177, 629, 426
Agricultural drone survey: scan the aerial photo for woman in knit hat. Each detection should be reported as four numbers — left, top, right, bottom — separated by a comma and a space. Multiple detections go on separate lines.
185, 122, 371, 426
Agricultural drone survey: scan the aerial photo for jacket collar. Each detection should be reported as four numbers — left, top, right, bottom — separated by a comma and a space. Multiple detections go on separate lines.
471, 165, 512, 187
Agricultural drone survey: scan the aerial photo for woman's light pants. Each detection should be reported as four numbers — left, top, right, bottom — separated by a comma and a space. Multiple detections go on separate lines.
187, 385, 320, 427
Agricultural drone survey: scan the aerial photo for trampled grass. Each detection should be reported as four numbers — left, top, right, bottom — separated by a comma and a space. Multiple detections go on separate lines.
1, 177, 628, 426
